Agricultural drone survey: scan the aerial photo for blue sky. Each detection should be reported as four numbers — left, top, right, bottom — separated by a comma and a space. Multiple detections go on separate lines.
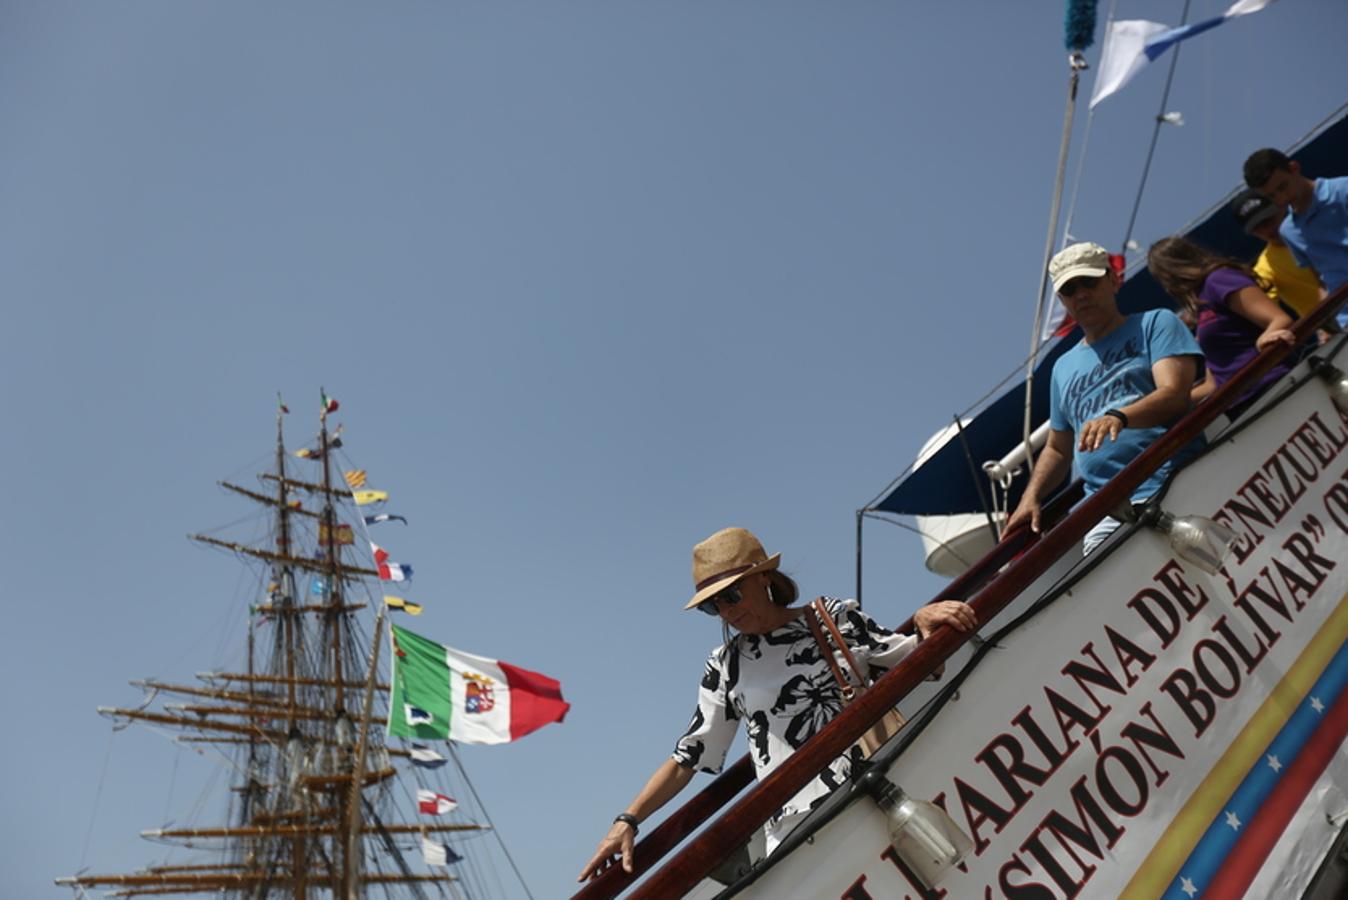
3, 2, 1345, 897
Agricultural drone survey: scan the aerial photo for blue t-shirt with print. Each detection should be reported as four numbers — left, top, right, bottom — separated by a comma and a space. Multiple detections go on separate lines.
1050, 309, 1203, 502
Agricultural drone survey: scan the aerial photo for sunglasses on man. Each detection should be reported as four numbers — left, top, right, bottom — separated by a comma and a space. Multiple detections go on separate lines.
698, 583, 743, 616
1058, 274, 1103, 298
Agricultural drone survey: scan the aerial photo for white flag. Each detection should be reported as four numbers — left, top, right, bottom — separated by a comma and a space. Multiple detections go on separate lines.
421, 835, 462, 867
1090, 0, 1278, 108
1090, 19, 1170, 108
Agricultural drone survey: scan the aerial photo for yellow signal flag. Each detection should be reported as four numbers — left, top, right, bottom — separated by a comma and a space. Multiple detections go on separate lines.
384, 596, 423, 615
344, 469, 368, 489
294, 447, 315, 459
353, 490, 389, 506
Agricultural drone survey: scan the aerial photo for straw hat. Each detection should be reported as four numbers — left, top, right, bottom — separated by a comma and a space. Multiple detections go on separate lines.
684, 527, 798, 611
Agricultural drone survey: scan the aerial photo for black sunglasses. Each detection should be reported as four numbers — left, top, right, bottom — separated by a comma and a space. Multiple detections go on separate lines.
1059, 274, 1103, 298
698, 584, 743, 616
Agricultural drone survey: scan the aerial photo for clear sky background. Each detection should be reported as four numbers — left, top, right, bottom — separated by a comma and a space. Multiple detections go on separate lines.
3, 2, 1345, 898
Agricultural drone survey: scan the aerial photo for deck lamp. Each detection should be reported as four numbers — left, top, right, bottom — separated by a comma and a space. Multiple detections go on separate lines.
1147, 509, 1238, 575
1309, 356, 1348, 413
860, 770, 973, 888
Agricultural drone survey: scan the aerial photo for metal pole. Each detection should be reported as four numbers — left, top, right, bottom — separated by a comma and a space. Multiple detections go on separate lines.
1120, 0, 1193, 254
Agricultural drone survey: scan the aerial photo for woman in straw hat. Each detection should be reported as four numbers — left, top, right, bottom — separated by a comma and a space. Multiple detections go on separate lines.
578, 527, 975, 882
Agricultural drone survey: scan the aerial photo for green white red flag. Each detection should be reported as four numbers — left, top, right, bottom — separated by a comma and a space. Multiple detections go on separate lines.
387, 623, 569, 744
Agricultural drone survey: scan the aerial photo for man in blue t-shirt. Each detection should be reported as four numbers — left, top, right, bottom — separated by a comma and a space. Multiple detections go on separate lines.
1244, 148, 1348, 327
1005, 242, 1202, 553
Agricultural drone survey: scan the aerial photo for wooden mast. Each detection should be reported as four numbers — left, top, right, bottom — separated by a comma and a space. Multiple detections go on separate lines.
274, 402, 299, 733
60, 397, 480, 898
345, 604, 386, 898
317, 389, 349, 895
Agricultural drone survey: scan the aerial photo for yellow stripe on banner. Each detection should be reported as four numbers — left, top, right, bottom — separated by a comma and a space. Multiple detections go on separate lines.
1121, 591, 1348, 899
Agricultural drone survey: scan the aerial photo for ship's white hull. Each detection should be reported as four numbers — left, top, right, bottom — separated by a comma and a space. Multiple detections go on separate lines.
735, 362, 1348, 899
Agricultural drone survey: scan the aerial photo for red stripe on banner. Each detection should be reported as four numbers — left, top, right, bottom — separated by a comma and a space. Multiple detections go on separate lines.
499, 660, 571, 741
1204, 687, 1348, 899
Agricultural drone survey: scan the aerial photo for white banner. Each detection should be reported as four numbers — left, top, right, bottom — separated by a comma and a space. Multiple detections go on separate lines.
744, 381, 1348, 898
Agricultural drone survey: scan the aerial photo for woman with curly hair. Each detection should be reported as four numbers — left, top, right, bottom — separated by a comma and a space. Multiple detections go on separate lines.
1147, 235, 1298, 417
578, 527, 975, 881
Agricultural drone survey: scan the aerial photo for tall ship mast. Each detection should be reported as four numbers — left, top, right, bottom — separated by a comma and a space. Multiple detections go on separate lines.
59, 396, 520, 899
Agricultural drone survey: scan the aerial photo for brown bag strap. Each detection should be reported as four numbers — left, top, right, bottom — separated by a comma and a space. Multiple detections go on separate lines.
810, 598, 871, 691
805, 601, 855, 700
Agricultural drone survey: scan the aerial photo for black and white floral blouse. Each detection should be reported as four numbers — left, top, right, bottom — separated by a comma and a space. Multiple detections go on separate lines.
671, 597, 918, 848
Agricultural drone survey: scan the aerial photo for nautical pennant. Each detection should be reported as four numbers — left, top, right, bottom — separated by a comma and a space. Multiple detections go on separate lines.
421, 835, 463, 867
353, 490, 389, 506
385, 596, 424, 615
371, 543, 412, 582
1090, 0, 1278, 108
416, 789, 458, 816
409, 744, 448, 769
405, 703, 433, 725
343, 470, 367, 489
318, 523, 355, 546
365, 513, 408, 526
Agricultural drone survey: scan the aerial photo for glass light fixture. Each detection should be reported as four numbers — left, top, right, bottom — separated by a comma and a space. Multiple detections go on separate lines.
1151, 511, 1239, 575
1309, 357, 1348, 413
864, 773, 973, 888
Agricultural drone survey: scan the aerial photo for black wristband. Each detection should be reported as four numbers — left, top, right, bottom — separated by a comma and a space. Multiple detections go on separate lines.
1103, 408, 1129, 428
613, 813, 639, 833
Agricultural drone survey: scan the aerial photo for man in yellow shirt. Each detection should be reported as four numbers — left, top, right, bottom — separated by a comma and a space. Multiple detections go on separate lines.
1230, 189, 1325, 320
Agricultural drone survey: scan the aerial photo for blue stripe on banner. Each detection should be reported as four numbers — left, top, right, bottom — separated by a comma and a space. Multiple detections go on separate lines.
1161, 639, 1348, 900
1143, 16, 1225, 62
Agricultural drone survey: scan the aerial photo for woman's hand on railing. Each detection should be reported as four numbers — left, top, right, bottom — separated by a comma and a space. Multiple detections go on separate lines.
912, 600, 978, 639
578, 820, 637, 882
1255, 327, 1296, 352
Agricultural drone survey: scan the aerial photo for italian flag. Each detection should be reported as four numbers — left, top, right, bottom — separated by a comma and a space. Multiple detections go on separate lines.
388, 623, 570, 744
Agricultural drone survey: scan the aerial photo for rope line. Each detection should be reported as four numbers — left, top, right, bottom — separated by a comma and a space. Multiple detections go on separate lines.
1120, 0, 1194, 254
79, 730, 116, 867
448, 744, 536, 900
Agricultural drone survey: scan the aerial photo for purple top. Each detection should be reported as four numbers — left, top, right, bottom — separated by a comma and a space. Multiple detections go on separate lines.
1194, 267, 1292, 413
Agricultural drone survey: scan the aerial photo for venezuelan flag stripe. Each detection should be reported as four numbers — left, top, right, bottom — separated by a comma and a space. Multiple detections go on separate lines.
1158, 637, 1348, 899
1204, 681, 1348, 896
1121, 591, 1348, 899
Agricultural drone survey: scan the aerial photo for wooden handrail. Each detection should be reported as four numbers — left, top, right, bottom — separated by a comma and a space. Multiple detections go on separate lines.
573, 758, 756, 900
572, 483, 1085, 900
600, 283, 1348, 899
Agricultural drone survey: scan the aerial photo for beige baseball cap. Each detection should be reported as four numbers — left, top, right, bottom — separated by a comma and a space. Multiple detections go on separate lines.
1049, 242, 1111, 292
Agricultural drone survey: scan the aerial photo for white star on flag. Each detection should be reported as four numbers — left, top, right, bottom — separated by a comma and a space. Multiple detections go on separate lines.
1310, 696, 1325, 713
1225, 810, 1242, 830
1267, 754, 1282, 772
1180, 876, 1198, 896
